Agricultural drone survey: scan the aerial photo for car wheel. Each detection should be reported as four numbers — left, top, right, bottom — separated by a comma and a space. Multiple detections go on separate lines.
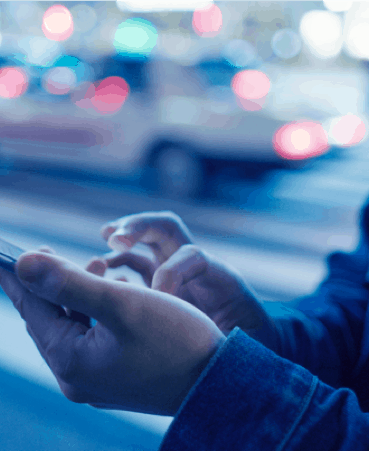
153, 146, 203, 198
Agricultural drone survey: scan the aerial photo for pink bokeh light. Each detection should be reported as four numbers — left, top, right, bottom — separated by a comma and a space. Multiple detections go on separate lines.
192, 4, 222, 38
91, 76, 130, 115
0, 67, 28, 99
231, 70, 271, 100
42, 5, 74, 41
273, 121, 329, 160
74, 77, 130, 115
330, 114, 366, 147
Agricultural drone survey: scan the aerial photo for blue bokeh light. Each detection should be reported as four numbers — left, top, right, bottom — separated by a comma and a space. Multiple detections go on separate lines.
54, 55, 93, 85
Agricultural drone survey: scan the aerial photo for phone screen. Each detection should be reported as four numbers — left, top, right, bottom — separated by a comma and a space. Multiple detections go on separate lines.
0, 237, 26, 273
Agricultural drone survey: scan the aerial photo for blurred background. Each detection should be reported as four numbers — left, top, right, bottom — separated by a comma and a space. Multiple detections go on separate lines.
0, 1, 368, 449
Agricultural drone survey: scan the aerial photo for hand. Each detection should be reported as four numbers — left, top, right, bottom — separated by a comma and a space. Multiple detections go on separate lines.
0, 250, 225, 416
100, 212, 277, 347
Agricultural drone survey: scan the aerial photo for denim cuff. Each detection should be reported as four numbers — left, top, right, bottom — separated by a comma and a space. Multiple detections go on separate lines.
160, 327, 317, 451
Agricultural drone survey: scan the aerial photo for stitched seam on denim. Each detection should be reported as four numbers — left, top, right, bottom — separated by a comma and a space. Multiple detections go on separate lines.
275, 375, 319, 451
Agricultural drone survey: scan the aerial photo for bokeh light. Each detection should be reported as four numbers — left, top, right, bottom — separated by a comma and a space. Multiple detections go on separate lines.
18, 37, 61, 67
43, 67, 77, 95
42, 5, 74, 42
271, 29, 302, 60
323, 1, 353, 12
222, 40, 257, 68
54, 55, 92, 85
326, 114, 366, 146
273, 122, 329, 160
192, 4, 222, 38
345, 21, 369, 60
0, 67, 28, 99
114, 18, 158, 59
91, 76, 130, 115
231, 70, 270, 100
300, 10, 343, 59
70, 4, 97, 33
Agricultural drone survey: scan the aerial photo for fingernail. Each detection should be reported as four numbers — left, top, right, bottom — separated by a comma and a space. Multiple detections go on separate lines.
89, 258, 106, 271
101, 225, 116, 238
107, 234, 132, 252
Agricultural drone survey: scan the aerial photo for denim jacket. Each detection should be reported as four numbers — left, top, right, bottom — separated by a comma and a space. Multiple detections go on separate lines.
160, 202, 369, 450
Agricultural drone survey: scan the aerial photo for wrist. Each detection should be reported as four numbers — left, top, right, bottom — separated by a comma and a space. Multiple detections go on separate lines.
169, 332, 227, 416
237, 304, 280, 354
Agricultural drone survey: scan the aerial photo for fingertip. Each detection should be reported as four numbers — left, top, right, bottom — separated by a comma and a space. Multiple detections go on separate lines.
100, 224, 117, 241
16, 251, 52, 286
86, 257, 107, 276
107, 233, 133, 252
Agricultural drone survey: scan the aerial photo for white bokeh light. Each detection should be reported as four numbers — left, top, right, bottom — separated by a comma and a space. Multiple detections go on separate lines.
300, 10, 343, 59
271, 29, 302, 60
344, 20, 369, 60
324, 114, 367, 146
323, 1, 353, 12
18, 37, 62, 67
290, 128, 311, 152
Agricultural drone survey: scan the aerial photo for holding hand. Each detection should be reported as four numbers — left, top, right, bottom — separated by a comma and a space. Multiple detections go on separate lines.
100, 212, 277, 347
0, 250, 225, 415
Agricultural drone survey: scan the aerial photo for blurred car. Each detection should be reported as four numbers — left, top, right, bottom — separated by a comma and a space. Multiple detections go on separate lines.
0, 53, 300, 198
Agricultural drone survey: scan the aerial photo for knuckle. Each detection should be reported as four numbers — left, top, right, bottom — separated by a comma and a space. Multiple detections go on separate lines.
161, 210, 177, 219
183, 244, 206, 261
153, 266, 178, 292
156, 264, 172, 280
161, 211, 182, 226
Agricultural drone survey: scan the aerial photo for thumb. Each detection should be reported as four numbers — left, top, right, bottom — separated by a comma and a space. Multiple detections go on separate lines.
16, 252, 122, 328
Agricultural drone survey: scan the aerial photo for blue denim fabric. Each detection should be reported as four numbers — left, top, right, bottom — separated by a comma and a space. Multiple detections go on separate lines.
273, 202, 369, 410
160, 328, 369, 450
160, 201, 369, 450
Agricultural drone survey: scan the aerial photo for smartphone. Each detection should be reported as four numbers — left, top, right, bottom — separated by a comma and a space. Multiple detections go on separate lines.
0, 236, 26, 273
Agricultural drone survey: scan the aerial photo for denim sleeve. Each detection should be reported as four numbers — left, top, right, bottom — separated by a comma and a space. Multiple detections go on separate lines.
160, 327, 369, 451
271, 203, 369, 392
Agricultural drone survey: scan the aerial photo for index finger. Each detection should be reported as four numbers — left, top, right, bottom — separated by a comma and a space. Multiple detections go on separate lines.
101, 211, 194, 264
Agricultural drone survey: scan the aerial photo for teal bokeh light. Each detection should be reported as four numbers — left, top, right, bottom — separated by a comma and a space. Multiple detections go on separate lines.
114, 18, 158, 59
54, 55, 92, 84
